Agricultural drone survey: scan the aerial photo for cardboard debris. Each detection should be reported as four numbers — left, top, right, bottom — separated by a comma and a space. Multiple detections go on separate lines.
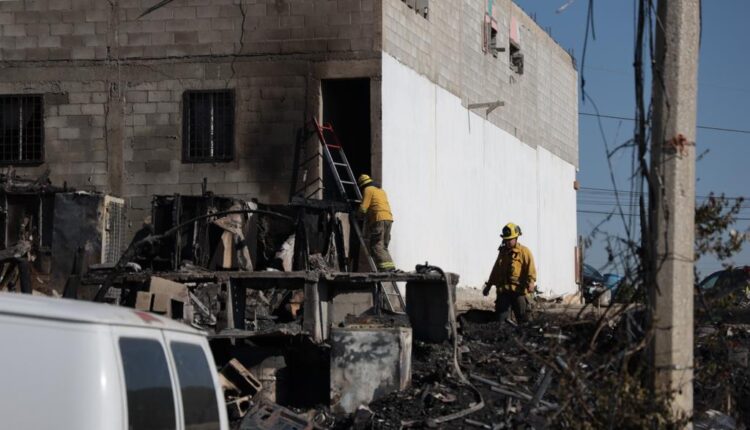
149, 276, 188, 317
135, 291, 153, 311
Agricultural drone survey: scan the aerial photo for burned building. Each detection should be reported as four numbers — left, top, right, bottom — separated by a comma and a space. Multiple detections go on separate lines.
0, 0, 578, 296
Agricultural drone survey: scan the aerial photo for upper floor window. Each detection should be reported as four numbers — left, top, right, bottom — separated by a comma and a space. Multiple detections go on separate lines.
0, 95, 44, 164
509, 17, 524, 74
182, 90, 234, 163
510, 41, 524, 74
402, 0, 429, 19
483, 14, 503, 58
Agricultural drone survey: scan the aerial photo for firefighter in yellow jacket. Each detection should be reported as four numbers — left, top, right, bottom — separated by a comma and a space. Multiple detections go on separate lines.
357, 174, 396, 271
483, 222, 536, 323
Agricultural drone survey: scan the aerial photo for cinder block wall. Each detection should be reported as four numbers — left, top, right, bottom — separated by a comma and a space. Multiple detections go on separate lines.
0, 0, 381, 237
0, 0, 379, 60
0, 0, 576, 246
381, 0, 578, 166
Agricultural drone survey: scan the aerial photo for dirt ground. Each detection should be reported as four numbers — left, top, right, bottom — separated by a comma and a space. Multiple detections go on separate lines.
455, 287, 494, 312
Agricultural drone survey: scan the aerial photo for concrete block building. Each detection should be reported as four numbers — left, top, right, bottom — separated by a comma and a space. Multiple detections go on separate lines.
0, 0, 578, 295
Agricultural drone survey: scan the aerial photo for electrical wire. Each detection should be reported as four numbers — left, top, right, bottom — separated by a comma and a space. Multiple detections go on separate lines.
578, 186, 747, 201
577, 209, 750, 221
580, 112, 750, 135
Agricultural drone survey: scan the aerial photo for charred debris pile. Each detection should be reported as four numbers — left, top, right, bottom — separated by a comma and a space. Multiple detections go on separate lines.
0, 173, 456, 427
335, 309, 750, 429
0, 171, 125, 296
1, 173, 748, 429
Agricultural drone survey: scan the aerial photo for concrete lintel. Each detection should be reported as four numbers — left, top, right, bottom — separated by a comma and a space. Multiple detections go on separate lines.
312, 59, 381, 80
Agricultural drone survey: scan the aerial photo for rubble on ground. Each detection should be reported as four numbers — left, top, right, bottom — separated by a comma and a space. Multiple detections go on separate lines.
2, 173, 748, 428
330, 309, 750, 429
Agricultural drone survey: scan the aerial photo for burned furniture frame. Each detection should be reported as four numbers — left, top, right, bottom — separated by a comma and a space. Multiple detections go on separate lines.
80, 186, 458, 345
77, 185, 463, 415
78, 191, 459, 413
0, 180, 58, 289
150, 193, 251, 271
80, 269, 457, 344
0, 173, 126, 294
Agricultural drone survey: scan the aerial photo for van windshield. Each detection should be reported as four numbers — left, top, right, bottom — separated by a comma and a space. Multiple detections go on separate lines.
119, 338, 177, 430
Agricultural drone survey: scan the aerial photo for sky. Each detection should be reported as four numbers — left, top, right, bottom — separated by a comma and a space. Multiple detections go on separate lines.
514, 0, 750, 278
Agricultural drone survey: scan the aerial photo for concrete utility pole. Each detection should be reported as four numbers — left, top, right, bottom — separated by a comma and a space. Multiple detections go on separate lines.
649, 0, 700, 421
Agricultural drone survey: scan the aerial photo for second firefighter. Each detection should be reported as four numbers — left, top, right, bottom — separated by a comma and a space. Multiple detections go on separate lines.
357, 174, 397, 272
483, 222, 537, 323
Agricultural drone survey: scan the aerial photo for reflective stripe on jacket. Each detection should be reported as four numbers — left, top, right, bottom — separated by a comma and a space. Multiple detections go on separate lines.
487, 243, 536, 293
359, 186, 393, 222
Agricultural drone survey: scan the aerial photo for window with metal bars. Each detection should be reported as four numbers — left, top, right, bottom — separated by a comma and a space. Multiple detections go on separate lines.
0, 95, 44, 164
182, 90, 234, 163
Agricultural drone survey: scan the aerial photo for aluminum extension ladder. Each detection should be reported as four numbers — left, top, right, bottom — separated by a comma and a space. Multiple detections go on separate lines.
312, 118, 406, 314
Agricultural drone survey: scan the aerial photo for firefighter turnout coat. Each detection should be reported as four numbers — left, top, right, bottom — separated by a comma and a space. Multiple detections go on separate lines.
487, 243, 537, 294
359, 186, 393, 223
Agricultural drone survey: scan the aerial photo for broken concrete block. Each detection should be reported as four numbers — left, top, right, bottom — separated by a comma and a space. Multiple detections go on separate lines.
226, 395, 252, 421
253, 354, 288, 404
330, 326, 412, 414
135, 291, 153, 311
240, 401, 317, 430
220, 359, 262, 399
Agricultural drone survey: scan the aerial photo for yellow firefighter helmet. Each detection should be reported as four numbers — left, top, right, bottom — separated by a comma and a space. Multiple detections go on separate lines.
501, 222, 522, 240
357, 174, 373, 187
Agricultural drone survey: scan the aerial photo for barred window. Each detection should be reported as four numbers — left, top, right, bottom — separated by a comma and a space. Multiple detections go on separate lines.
0, 95, 44, 164
182, 90, 234, 163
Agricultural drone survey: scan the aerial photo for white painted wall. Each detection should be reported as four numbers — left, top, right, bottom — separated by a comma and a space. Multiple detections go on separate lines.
381, 53, 577, 297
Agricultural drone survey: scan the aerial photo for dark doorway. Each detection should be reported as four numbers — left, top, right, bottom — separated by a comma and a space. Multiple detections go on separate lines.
321, 78, 371, 200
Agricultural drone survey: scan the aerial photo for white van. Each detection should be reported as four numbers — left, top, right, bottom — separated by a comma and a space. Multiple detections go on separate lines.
0, 293, 229, 430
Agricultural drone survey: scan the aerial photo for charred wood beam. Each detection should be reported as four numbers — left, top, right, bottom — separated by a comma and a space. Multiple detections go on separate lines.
83, 270, 450, 287
82, 270, 319, 286
288, 196, 352, 213
324, 272, 450, 283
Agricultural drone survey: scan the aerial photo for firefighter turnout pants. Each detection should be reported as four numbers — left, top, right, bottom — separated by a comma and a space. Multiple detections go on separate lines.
495, 290, 528, 323
368, 220, 395, 271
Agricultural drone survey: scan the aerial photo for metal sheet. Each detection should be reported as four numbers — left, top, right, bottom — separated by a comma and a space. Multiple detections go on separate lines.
330, 326, 412, 414
50, 193, 106, 294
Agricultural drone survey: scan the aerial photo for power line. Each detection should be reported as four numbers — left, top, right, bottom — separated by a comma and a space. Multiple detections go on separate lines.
578, 209, 638, 216
579, 111, 750, 135
583, 64, 750, 93
578, 186, 747, 201
577, 200, 750, 209
577, 209, 750, 221
578, 196, 749, 206
579, 197, 750, 205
